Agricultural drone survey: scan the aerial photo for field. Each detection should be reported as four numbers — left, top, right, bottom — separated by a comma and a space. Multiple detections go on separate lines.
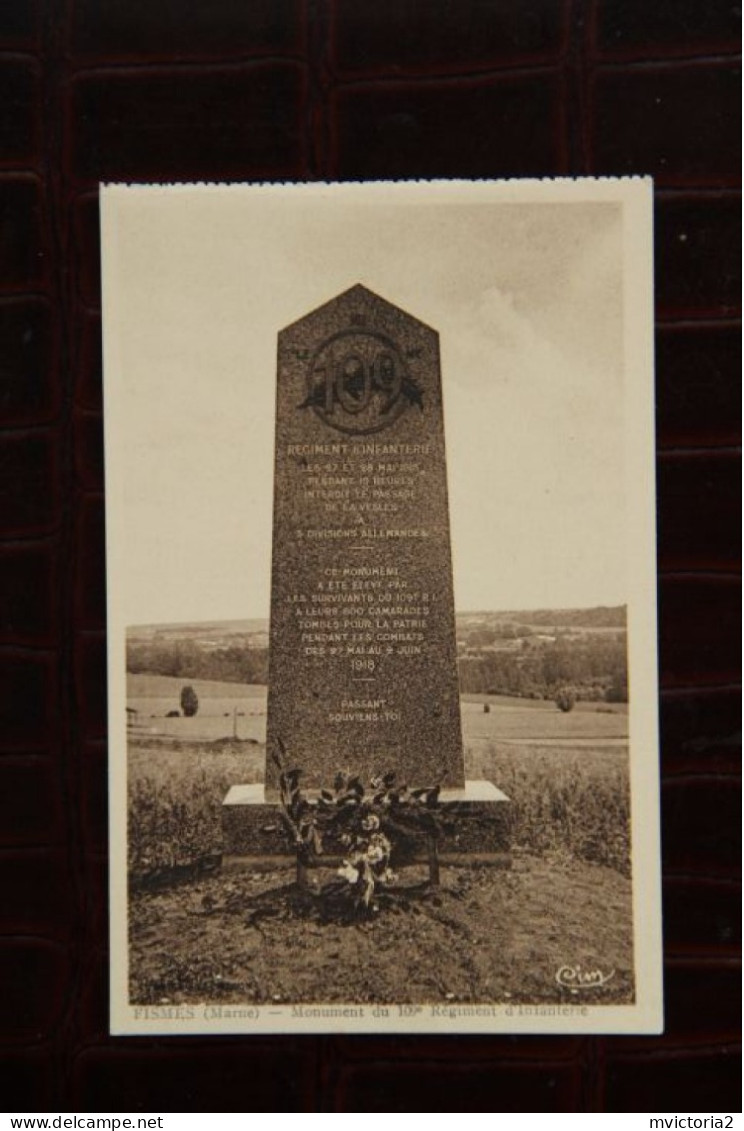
127, 676, 632, 1006
127, 673, 267, 743
127, 672, 628, 747
127, 676, 630, 879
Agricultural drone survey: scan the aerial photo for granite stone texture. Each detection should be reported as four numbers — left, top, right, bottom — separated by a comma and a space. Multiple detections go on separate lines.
265, 285, 465, 794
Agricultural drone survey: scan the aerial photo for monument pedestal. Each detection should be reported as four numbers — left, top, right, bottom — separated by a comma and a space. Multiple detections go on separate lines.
221, 781, 511, 869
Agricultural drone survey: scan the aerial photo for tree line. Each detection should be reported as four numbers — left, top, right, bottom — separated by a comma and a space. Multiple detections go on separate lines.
491, 605, 626, 629
457, 634, 628, 701
127, 639, 269, 685
127, 631, 627, 703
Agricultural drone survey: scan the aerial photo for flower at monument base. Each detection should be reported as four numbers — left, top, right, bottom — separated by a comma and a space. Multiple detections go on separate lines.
381, 868, 397, 885
337, 860, 359, 884
361, 813, 380, 832
365, 843, 386, 865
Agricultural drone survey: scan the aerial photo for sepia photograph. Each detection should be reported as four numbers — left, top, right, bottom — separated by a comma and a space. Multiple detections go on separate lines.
102, 178, 661, 1035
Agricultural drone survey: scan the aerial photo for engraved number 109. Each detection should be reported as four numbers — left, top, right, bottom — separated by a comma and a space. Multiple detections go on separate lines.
325, 351, 400, 415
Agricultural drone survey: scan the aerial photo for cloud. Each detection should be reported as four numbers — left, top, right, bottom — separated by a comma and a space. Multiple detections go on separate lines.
441, 281, 625, 610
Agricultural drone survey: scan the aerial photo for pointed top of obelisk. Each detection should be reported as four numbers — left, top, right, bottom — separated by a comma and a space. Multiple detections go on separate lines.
281, 284, 437, 337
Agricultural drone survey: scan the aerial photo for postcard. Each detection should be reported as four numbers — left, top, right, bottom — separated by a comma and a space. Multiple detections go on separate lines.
102, 178, 662, 1034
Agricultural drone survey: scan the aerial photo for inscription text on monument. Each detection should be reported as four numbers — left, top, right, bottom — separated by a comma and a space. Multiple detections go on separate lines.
265, 285, 465, 793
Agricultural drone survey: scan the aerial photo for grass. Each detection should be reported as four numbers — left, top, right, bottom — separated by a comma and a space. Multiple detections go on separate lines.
130, 859, 634, 1006
461, 695, 627, 742
127, 675, 268, 744
469, 741, 630, 875
127, 673, 267, 699
127, 677, 627, 747
128, 739, 263, 881
127, 683, 633, 1007
127, 687, 630, 883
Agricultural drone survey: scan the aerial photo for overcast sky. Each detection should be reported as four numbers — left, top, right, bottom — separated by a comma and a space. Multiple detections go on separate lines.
103, 182, 632, 625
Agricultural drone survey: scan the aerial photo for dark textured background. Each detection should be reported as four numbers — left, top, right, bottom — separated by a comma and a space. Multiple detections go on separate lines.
0, 0, 740, 1113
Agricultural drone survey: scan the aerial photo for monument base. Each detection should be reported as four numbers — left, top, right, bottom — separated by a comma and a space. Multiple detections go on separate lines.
221, 780, 511, 869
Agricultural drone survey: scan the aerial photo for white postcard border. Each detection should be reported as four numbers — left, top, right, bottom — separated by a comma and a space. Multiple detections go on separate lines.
102, 177, 662, 1036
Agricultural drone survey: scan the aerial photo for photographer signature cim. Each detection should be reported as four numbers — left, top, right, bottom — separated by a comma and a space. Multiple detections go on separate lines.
555, 963, 616, 990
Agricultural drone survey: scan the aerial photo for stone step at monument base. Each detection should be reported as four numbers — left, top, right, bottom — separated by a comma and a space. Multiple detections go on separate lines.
221, 780, 511, 866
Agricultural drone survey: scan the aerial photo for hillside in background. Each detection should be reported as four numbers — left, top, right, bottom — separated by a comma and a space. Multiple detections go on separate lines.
461, 606, 626, 629
127, 606, 627, 703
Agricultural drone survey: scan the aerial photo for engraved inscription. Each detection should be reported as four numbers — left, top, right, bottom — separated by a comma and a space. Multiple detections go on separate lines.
299, 329, 423, 436
267, 285, 464, 792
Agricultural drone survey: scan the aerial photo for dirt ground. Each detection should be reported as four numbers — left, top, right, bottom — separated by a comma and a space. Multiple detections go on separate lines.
129, 853, 633, 1007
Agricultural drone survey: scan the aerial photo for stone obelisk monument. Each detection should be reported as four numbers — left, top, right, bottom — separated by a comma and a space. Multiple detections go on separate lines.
223, 286, 508, 862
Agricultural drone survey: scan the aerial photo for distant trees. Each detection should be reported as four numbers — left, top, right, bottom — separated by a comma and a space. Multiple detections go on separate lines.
126, 615, 630, 706
180, 685, 199, 717
127, 641, 269, 686
605, 671, 628, 703
458, 632, 628, 702
467, 628, 498, 648
466, 623, 533, 647
505, 606, 626, 629
555, 688, 576, 713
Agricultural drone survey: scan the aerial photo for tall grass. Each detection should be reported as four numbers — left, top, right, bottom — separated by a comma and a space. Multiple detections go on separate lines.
469, 742, 631, 875
128, 740, 261, 884
128, 737, 631, 885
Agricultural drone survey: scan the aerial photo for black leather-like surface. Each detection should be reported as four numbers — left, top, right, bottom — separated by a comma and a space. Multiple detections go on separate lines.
0, 0, 739, 1112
